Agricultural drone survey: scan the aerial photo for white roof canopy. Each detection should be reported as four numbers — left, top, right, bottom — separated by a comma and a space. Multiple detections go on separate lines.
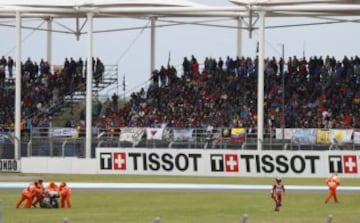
1, 0, 360, 19
5, 0, 360, 157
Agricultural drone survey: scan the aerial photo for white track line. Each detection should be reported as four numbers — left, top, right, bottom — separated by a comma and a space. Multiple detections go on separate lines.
1, 182, 359, 192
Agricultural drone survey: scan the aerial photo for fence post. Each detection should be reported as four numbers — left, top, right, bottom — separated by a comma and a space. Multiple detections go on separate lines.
62, 217, 69, 223
325, 214, 332, 223
152, 216, 160, 223
240, 214, 248, 223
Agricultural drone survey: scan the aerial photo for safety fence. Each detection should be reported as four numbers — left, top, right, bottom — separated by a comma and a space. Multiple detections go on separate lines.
0, 127, 359, 159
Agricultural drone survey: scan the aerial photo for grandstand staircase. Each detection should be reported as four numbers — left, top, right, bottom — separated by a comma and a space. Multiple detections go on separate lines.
64, 65, 118, 102
39, 65, 118, 125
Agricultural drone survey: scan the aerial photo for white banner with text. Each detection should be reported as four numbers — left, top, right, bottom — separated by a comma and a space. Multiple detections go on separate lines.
97, 148, 360, 178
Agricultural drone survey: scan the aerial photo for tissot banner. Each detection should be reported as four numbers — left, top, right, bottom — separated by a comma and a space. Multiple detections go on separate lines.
97, 148, 360, 178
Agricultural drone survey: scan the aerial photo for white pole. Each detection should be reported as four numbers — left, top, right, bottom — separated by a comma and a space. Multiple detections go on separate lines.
85, 12, 94, 159
257, 10, 265, 151
15, 11, 22, 160
150, 17, 157, 75
46, 17, 53, 65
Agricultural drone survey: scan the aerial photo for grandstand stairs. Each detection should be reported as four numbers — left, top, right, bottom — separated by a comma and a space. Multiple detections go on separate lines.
64, 65, 118, 103
40, 65, 119, 125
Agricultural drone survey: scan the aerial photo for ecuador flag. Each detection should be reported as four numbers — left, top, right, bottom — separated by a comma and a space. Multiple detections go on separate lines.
230, 128, 246, 141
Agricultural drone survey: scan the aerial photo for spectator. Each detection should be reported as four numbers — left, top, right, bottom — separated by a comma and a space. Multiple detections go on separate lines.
7, 56, 14, 78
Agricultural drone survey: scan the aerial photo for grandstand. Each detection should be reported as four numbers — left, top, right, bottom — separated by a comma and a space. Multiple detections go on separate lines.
0, 54, 359, 160
1, 1, 360, 160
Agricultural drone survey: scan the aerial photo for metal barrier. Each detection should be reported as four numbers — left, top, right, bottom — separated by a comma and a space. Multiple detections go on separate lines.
0, 127, 359, 159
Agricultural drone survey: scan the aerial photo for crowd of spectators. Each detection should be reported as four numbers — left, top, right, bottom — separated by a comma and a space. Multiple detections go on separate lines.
96, 54, 360, 133
1, 53, 360, 133
0, 56, 105, 130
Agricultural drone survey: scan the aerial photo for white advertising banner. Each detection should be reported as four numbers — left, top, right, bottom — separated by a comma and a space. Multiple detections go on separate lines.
0, 159, 21, 172
96, 148, 360, 178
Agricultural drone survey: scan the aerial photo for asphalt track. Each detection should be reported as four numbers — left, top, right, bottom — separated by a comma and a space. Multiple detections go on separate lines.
1, 182, 360, 192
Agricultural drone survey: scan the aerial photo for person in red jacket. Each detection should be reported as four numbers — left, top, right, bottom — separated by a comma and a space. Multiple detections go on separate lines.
325, 172, 340, 204
271, 177, 285, 212
16, 182, 35, 208
59, 182, 72, 208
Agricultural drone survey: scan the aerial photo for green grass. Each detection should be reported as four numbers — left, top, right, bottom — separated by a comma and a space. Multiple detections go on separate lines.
1, 174, 360, 223
2, 173, 360, 185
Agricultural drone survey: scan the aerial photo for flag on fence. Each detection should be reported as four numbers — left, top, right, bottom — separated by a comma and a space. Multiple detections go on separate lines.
0, 132, 15, 144
354, 131, 360, 145
291, 128, 316, 145
230, 128, 246, 141
146, 128, 164, 140
173, 129, 194, 141
329, 129, 353, 145
119, 127, 145, 146
316, 129, 330, 145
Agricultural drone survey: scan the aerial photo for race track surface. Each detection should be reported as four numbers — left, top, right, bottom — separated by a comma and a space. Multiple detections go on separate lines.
1, 182, 360, 192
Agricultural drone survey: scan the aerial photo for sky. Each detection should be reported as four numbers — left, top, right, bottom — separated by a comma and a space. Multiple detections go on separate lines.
1, 0, 360, 98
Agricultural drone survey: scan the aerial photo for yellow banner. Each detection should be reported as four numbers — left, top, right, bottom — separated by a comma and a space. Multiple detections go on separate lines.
316, 129, 330, 145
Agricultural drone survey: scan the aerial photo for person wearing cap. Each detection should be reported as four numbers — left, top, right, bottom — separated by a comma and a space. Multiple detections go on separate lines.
271, 177, 285, 212
59, 182, 72, 208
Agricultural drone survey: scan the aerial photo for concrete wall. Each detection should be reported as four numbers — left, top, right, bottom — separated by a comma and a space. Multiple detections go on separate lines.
21, 157, 97, 174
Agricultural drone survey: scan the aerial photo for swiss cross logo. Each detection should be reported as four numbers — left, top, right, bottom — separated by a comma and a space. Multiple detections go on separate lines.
114, 152, 126, 170
225, 154, 239, 172
343, 155, 357, 173
210, 154, 239, 172
328, 155, 358, 174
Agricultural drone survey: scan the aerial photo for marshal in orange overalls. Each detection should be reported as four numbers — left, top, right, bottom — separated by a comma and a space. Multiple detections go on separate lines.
325, 173, 340, 203
16, 183, 35, 208
59, 182, 72, 208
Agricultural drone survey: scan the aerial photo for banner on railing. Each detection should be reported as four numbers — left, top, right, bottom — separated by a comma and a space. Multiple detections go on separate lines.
329, 129, 353, 145
354, 131, 360, 145
173, 129, 194, 141
275, 128, 360, 145
146, 128, 164, 140
0, 132, 14, 144
316, 129, 330, 144
230, 128, 246, 141
291, 129, 316, 145
275, 128, 292, 140
51, 128, 78, 138
119, 127, 145, 146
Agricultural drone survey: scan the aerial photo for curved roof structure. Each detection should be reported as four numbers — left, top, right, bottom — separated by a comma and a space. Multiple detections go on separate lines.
0, 0, 208, 18
0, 0, 360, 20
230, 0, 358, 5
4, 0, 360, 157
230, 0, 360, 17
0, 0, 360, 19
